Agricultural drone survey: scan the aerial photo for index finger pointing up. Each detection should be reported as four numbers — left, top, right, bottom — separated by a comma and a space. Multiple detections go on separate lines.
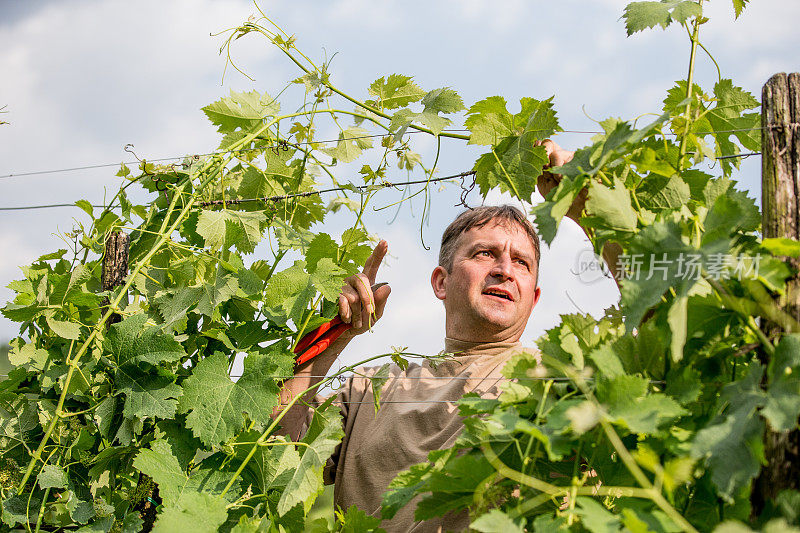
362, 240, 388, 284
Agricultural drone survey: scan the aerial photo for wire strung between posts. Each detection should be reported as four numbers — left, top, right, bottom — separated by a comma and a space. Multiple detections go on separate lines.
1, 123, 793, 181
0, 145, 769, 212
0, 373, 664, 384
230, 375, 667, 385
0, 129, 462, 180
0, 171, 478, 212
195, 171, 477, 208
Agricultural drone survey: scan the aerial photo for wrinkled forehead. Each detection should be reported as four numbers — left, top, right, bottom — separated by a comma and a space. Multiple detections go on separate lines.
454, 220, 537, 256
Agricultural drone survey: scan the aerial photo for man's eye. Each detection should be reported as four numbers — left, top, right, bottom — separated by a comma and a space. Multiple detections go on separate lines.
515, 259, 529, 268
476, 250, 492, 257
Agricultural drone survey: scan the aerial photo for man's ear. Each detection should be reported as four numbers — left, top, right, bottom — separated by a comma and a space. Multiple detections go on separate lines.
531, 286, 542, 310
431, 266, 447, 301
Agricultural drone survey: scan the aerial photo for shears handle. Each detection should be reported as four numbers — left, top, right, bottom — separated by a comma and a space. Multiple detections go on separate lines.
292, 282, 388, 366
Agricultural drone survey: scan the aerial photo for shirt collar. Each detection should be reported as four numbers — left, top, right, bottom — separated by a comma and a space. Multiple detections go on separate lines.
444, 337, 522, 357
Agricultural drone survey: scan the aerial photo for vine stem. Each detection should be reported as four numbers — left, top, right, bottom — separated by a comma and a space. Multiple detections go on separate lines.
678, 4, 703, 170
561, 364, 699, 533
245, 23, 469, 142
17, 340, 74, 493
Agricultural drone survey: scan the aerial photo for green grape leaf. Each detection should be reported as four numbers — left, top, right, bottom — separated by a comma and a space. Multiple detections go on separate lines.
151, 490, 229, 533
236, 267, 262, 296
196, 210, 229, 251
50, 264, 94, 306
702, 187, 760, 245
195, 270, 239, 317
133, 440, 238, 506
666, 366, 703, 404
763, 334, 800, 431
116, 366, 182, 421
202, 89, 280, 134
2, 494, 41, 527
588, 343, 627, 379
421, 88, 464, 114
338, 505, 386, 533
154, 420, 205, 471
636, 174, 690, 211
277, 400, 344, 515
367, 74, 425, 110
106, 314, 185, 421
179, 344, 293, 447
305, 233, 339, 273
381, 461, 432, 520
225, 210, 267, 253
310, 258, 348, 302
370, 363, 392, 413
705, 80, 760, 174
530, 175, 587, 244
473, 98, 558, 202
465, 96, 517, 146
471, 509, 524, 533
597, 375, 686, 434
37, 464, 69, 490
234, 432, 300, 493
532, 514, 569, 532
230, 515, 269, 533
585, 177, 638, 232
573, 497, 621, 532
154, 286, 203, 331
692, 365, 766, 500
121, 513, 144, 533
415, 454, 495, 520
8, 343, 49, 372
263, 260, 315, 325
46, 315, 82, 340
732, 0, 750, 18
105, 314, 185, 368
323, 127, 373, 163
619, 220, 726, 332
237, 165, 285, 199
761, 237, 800, 258
623, 1, 702, 36
196, 210, 267, 253
390, 88, 465, 135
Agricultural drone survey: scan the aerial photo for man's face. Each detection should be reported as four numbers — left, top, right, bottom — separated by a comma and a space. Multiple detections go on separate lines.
431, 221, 541, 343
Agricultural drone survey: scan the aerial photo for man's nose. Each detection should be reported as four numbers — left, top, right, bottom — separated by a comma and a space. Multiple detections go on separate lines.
490, 254, 515, 280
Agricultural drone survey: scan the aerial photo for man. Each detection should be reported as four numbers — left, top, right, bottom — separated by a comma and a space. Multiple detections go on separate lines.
278, 141, 597, 531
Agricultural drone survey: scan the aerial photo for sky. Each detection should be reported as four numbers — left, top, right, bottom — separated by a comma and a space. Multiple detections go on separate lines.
1, 0, 798, 371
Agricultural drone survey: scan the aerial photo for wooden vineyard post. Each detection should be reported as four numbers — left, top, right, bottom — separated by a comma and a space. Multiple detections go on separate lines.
752, 72, 800, 514
102, 231, 159, 528
101, 230, 129, 327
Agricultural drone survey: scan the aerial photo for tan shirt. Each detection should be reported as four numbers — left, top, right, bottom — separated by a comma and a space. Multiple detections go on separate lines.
322, 339, 530, 533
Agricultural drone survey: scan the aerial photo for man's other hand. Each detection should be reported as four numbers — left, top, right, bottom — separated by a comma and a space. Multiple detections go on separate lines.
535, 139, 585, 221
338, 240, 391, 334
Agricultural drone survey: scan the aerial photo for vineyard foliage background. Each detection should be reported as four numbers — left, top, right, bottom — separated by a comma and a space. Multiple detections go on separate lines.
2, 0, 800, 532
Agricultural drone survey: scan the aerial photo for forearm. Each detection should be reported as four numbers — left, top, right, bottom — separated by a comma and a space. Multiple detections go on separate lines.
273, 332, 354, 440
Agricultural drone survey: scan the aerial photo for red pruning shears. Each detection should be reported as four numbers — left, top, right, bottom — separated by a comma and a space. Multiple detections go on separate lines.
293, 282, 388, 366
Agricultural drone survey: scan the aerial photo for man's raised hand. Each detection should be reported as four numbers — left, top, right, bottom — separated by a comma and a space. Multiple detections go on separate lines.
338, 240, 391, 334
536, 139, 584, 220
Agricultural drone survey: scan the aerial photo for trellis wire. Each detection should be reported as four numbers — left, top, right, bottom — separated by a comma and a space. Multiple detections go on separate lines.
0, 123, 789, 181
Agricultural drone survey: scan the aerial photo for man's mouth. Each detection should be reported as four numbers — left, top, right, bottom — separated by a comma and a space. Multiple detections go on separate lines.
482, 288, 514, 301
